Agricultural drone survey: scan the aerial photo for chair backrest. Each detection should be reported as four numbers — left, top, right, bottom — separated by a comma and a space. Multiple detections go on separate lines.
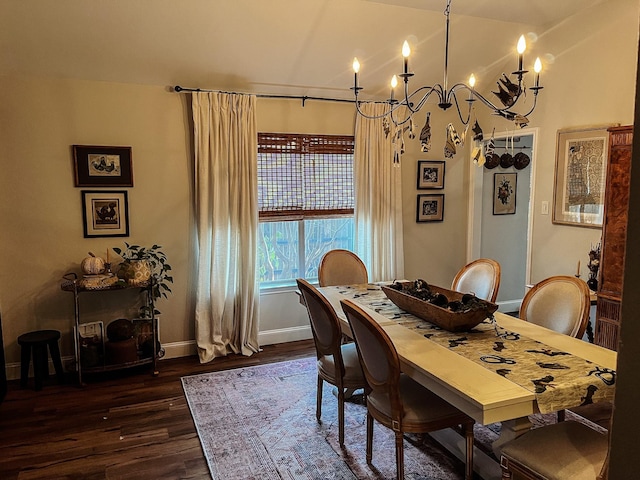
296, 278, 345, 363
318, 249, 368, 287
519, 275, 591, 338
340, 299, 403, 416
451, 258, 501, 303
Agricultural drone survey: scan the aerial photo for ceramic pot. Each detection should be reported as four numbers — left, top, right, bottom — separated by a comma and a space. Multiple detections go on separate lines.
121, 260, 152, 286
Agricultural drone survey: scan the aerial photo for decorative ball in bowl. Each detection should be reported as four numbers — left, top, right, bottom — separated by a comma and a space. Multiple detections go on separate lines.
381, 279, 498, 332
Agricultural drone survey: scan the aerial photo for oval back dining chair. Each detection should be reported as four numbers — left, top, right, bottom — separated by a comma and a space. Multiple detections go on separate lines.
296, 278, 366, 447
451, 258, 501, 303
519, 275, 591, 339
340, 298, 474, 480
318, 249, 368, 287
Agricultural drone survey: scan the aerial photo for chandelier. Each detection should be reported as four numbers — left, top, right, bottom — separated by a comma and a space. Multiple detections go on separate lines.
350, 0, 543, 133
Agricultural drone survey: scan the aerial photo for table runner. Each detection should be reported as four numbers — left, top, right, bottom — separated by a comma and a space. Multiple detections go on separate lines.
333, 284, 615, 414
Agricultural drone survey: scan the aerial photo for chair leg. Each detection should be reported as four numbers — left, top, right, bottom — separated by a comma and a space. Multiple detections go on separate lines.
394, 430, 404, 480
20, 344, 31, 388
366, 412, 374, 465
500, 458, 513, 479
557, 409, 566, 422
338, 388, 345, 447
316, 376, 323, 422
48, 340, 65, 384
462, 422, 474, 480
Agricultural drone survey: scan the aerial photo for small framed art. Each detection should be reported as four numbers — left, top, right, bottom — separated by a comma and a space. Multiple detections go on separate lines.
493, 173, 517, 215
416, 194, 444, 222
73, 145, 133, 187
81, 190, 130, 238
417, 160, 445, 189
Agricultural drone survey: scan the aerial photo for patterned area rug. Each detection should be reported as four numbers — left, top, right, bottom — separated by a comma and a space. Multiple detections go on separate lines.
182, 357, 510, 479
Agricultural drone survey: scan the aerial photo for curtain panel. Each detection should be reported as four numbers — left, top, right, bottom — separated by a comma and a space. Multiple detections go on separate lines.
354, 102, 405, 282
192, 92, 260, 363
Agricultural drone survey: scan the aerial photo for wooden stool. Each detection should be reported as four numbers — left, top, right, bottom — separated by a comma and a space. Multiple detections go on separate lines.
18, 330, 64, 391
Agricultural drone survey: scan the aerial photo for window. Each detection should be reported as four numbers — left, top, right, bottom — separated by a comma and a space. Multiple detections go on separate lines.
258, 133, 355, 287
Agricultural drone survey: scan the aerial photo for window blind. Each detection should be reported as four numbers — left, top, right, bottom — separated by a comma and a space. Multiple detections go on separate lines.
258, 133, 355, 220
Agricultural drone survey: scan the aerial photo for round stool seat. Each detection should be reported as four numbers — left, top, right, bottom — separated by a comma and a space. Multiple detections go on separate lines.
18, 330, 61, 345
18, 329, 64, 391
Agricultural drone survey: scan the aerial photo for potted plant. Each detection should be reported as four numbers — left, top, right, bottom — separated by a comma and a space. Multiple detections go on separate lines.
113, 242, 173, 318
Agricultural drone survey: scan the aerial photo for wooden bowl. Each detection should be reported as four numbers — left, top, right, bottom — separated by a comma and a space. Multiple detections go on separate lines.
381, 282, 498, 332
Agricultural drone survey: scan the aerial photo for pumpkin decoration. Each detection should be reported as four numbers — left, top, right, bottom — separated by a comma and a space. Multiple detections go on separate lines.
81, 252, 106, 275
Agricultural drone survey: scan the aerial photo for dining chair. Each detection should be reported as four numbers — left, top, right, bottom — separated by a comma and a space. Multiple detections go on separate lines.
296, 279, 366, 447
519, 275, 591, 339
318, 249, 368, 287
520, 275, 592, 422
451, 258, 501, 303
340, 298, 475, 480
499, 420, 609, 479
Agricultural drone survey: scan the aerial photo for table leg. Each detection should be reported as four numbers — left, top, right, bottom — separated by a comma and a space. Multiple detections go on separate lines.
492, 416, 532, 458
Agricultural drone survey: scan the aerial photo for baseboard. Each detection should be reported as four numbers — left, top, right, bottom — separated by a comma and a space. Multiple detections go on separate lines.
497, 299, 522, 314
162, 340, 197, 359
258, 325, 312, 345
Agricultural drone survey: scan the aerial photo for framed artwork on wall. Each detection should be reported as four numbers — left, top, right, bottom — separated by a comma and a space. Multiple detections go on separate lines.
417, 160, 445, 189
73, 145, 133, 187
552, 125, 614, 228
493, 172, 517, 215
81, 190, 130, 238
416, 194, 444, 222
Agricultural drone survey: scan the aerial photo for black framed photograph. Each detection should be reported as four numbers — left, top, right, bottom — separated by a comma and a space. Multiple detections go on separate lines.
73, 145, 133, 187
493, 172, 517, 215
416, 194, 444, 222
417, 160, 445, 189
81, 190, 130, 238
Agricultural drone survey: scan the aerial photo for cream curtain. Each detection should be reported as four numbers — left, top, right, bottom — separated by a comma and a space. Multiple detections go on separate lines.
354, 103, 405, 282
192, 92, 259, 363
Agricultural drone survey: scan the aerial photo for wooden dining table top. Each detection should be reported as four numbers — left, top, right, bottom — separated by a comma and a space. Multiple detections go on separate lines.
317, 283, 617, 425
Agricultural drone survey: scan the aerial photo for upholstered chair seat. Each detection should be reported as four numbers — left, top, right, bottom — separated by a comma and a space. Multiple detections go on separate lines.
500, 421, 608, 479
317, 342, 363, 384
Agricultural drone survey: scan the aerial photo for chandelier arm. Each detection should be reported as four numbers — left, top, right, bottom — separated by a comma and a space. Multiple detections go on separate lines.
409, 86, 444, 112
449, 91, 473, 125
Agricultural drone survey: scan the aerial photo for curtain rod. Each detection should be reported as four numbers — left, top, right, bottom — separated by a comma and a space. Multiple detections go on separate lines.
173, 85, 355, 107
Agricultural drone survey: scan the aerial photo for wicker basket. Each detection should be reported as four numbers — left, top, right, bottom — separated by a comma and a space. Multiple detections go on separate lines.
381, 282, 498, 332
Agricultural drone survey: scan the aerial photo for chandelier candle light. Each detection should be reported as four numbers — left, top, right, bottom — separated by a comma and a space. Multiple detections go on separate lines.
350, 0, 544, 129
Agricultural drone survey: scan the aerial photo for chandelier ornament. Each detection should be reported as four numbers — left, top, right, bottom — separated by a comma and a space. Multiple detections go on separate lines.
350, 0, 544, 131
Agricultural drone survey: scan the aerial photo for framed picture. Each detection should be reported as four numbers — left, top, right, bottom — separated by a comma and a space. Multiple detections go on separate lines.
75, 321, 105, 368
493, 173, 517, 215
416, 194, 444, 222
81, 190, 130, 238
417, 160, 445, 189
552, 126, 614, 228
73, 145, 133, 187
133, 318, 154, 358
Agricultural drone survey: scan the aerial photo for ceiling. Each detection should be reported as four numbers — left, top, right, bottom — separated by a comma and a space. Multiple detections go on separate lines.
0, 0, 605, 100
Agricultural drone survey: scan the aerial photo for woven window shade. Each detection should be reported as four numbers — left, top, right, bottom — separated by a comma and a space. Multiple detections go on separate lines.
258, 133, 354, 220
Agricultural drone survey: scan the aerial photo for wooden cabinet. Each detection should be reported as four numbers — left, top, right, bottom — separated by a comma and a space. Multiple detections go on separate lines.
595, 125, 633, 350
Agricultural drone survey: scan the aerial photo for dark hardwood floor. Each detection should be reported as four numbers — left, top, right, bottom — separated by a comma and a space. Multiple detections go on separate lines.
0, 340, 316, 479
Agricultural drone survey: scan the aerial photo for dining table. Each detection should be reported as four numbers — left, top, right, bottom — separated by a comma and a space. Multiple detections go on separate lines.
315, 282, 617, 479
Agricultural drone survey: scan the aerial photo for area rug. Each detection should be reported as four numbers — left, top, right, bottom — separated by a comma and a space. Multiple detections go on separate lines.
182, 357, 599, 479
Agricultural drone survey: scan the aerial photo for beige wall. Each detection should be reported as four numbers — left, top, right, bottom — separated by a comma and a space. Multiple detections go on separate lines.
1, 0, 638, 374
